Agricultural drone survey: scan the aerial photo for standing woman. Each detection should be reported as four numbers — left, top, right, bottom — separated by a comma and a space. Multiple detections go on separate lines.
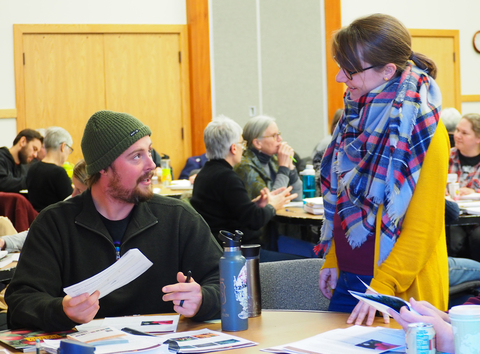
234, 115, 302, 201
318, 13, 449, 325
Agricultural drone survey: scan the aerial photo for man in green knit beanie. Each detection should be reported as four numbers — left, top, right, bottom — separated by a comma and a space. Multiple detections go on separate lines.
6, 110, 222, 331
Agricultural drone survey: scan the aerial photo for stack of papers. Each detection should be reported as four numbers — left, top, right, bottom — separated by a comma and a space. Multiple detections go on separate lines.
463, 207, 480, 215
303, 197, 324, 215
159, 329, 257, 353
169, 180, 193, 190
459, 193, 480, 201
0, 252, 18, 268
262, 326, 405, 354
63, 248, 153, 299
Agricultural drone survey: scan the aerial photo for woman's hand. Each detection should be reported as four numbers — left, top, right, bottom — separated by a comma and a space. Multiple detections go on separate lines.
319, 268, 337, 299
459, 187, 475, 196
252, 188, 269, 208
390, 298, 454, 353
347, 289, 390, 326
277, 142, 295, 169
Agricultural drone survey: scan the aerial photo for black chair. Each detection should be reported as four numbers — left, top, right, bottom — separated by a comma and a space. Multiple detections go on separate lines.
449, 280, 480, 308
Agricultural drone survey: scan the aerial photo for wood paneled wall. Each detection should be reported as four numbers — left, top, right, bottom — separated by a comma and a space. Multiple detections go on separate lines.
186, 0, 212, 156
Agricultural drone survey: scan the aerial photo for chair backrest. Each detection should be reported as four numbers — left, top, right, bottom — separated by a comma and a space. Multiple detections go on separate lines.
259, 258, 330, 311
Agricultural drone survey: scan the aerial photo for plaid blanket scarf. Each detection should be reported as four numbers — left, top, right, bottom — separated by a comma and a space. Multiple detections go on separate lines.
317, 63, 441, 264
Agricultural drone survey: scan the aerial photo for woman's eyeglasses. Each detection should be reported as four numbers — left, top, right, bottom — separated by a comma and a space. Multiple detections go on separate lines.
335, 61, 379, 80
260, 132, 281, 140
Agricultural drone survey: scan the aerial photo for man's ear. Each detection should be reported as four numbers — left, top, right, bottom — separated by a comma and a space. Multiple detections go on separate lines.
18, 136, 27, 147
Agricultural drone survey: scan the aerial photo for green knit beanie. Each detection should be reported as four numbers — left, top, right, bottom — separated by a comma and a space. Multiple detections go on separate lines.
81, 110, 152, 176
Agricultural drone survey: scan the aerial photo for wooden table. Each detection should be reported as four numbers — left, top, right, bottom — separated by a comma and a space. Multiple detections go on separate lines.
152, 185, 192, 199
273, 206, 323, 245
0, 311, 401, 353
275, 206, 323, 227
177, 310, 401, 353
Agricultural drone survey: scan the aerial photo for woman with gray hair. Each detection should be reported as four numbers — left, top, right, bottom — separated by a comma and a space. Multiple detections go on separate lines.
190, 115, 298, 255
234, 115, 302, 202
26, 126, 74, 211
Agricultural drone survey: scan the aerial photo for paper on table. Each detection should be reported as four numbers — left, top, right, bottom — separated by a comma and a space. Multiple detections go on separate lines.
76, 315, 180, 334
160, 328, 257, 353
284, 201, 304, 208
43, 333, 163, 354
262, 326, 405, 354
0, 253, 18, 268
64, 248, 153, 299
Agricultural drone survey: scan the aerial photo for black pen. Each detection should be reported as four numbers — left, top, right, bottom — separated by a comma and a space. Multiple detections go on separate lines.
179, 270, 192, 307
121, 327, 155, 337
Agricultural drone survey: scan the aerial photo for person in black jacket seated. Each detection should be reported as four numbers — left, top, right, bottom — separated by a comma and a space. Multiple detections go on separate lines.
6, 110, 222, 331
190, 115, 301, 262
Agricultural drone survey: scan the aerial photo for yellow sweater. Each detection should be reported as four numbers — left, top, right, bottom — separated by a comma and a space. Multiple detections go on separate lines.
323, 120, 450, 311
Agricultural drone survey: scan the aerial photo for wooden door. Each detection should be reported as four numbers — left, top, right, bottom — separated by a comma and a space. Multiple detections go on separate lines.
22, 33, 106, 164
410, 30, 461, 111
15, 25, 191, 179
104, 34, 185, 177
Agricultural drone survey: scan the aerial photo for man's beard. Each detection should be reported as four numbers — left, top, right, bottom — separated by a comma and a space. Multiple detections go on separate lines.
18, 146, 30, 164
106, 166, 154, 204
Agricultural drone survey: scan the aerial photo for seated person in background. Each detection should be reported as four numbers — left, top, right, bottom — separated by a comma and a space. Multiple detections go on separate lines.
5, 110, 222, 331
179, 153, 208, 180
0, 216, 26, 252
190, 116, 299, 262
71, 159, 88, 197
234, 115, 302, 202
26, 127, 74, 211
0, 160, 88, 252
0, 129, 43, 193
447, 113, 480, 260
33, 128, 47, 161
440, 107, 462, 148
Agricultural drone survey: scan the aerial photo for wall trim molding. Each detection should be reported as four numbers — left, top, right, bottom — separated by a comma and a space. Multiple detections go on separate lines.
462, 95, 480, 102
0, 109, 16, 119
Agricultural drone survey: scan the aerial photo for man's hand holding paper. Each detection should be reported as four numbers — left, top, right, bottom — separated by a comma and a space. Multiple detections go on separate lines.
62, 249, 152, 324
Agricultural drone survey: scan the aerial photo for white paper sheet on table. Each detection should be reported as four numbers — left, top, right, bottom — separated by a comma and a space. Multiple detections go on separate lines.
284, 201, 304, 208
0, 253, 19, 268
64, 248, 153, 299
459, 193, 480, 201
76, 315, 180, 334
262, 326, 405, 354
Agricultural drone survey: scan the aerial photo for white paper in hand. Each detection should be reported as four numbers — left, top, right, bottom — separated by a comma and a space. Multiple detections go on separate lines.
64, 248, 153, 299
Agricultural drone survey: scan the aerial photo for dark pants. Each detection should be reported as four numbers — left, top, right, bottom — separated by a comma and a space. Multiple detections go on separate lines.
328, 271, 373, 313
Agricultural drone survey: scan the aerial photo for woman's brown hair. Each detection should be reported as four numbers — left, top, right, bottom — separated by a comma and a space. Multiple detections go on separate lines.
332, 13, 437, 79
462, 113, 480, 137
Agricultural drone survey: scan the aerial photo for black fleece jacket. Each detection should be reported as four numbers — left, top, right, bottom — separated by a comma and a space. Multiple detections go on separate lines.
6, 190, 222, 331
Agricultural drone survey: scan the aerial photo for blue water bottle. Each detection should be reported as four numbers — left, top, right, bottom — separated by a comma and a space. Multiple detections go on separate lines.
301, 164, 316, 199
219, 230, 248, 331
